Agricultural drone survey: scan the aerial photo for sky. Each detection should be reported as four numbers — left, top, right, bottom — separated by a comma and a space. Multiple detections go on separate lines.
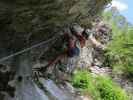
111, 0, 133, 24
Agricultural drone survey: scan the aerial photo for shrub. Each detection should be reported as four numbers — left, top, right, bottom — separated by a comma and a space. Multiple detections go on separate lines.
71, 70, 101, 100
95, 76, 129, 100
103, 10, 133, 80
106, 27, 133, 79
71, 70, 129, 100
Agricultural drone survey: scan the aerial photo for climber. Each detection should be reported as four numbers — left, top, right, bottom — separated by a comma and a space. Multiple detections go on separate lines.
33, 24, 88, 73
33, 24, 104, 74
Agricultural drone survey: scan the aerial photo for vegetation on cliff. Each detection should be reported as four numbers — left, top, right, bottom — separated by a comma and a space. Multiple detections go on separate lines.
103, 8, 133, 80
71, 70, 129, 100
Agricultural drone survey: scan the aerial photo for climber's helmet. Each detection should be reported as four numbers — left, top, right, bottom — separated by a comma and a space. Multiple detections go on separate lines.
70, 23, 92, 39
70, 23, 84, 36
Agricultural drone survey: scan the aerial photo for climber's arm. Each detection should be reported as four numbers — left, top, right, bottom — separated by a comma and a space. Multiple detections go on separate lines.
47, 51, 67, 66
89, 34, 105, 49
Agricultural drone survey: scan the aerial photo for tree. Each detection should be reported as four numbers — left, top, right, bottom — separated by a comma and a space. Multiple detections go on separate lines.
103, 8, 133, 80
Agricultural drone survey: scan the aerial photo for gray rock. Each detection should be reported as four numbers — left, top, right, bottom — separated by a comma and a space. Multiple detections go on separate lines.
40, 78, 74, 100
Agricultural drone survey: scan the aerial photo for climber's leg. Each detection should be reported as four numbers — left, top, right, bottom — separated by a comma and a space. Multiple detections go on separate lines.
48, 52, 67, 67
33, 43, 80, 75
33, 50, 68, 74
48, 52, 68, 69
46, 46, 80, 68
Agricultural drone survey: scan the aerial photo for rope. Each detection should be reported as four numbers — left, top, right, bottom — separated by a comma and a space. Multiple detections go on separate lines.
0, 35, 60, 63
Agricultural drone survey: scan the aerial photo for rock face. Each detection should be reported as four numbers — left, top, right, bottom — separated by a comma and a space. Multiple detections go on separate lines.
6, 79, 49, 100
78, 43, 94, 68
2, 53, 76, 100
113, 75, 133, 95
0, 0, 112, 100
0, 0, 111, 51
39, 79, 75, 100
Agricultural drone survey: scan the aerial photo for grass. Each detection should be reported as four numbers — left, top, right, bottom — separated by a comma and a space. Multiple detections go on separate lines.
71, 69, 130, 100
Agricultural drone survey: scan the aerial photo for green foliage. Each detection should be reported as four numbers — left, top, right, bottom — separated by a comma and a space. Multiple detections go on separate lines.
95, 76, 129, 100
71, 70, 101, 100
107, 28, 133, 79
102, 9, 133, 80
71, 70, 129, 100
